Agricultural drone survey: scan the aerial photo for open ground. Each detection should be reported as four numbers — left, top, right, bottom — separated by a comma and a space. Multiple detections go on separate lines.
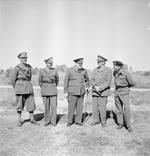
0, 87, 150, 156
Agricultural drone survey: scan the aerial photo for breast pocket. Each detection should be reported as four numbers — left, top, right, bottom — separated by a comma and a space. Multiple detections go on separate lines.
51, 73, 56, 80
43, 76, 50, 82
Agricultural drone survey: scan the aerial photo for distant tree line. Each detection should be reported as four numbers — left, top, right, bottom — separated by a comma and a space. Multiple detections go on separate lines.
1, 64, 150, 77
0, 65, 150, 87
0, 64, 69, 77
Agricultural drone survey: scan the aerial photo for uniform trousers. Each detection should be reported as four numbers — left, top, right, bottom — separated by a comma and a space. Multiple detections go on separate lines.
115, 93, 131, 128
68, 95, 84, 124
92, 96, 107, 124
42, 96, 57, 124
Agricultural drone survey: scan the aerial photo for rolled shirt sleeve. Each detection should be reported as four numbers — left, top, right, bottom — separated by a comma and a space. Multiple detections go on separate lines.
126, 72, 135, 87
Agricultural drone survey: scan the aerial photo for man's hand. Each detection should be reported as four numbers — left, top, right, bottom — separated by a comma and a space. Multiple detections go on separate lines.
64, 93, 68, 98
94, 86, 100, 92
85, 87, 90, 93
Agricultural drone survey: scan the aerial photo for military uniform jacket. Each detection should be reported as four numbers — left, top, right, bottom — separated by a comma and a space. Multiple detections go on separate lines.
113, 69, 135, 95
64, 66, 90, 96
38, 67, 59, 96
10, 63, 34, 95
91, 66, 112, 97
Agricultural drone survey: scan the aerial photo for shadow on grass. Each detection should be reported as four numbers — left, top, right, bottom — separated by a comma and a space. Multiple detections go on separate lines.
31, 110, 119, 127
34, 113, 67, 124
56, 114, 66, 124
34, 113, 44, 121
32, 110, 118, 126
85, 110, 118, 125
22, 119, 31, 125
106, 110, 118, 125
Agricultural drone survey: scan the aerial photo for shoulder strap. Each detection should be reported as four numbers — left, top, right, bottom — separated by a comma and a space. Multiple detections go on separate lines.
17, 65, 29, 79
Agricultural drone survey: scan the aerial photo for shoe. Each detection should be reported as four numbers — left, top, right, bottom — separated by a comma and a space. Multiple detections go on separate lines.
30, 120, 40, 126
90, 122, 100, 126
117, 124, 124, 129
102, 124, 106, 128
75, 123, 83, 126
128, 128, 133, 133
17, 120, 22, 127
67, 123, 73, 127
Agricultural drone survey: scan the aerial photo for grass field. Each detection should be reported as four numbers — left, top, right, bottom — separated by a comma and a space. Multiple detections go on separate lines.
0, 88, 150, 156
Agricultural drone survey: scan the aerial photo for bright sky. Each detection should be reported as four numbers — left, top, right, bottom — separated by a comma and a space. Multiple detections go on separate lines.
0, 0, 150, 71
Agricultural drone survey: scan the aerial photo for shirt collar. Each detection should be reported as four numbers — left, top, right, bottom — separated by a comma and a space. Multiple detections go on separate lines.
117, 69, 124, 75
74, 65, 84, 72
97, 65, 106, 72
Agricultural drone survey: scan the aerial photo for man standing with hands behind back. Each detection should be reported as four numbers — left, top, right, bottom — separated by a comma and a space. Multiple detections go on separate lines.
64, 58, 90, 127
39, 57, 59, 126
10, 52, 38, 127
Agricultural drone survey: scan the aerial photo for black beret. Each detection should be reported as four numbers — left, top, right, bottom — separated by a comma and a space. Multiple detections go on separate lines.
113, 61, 124, 66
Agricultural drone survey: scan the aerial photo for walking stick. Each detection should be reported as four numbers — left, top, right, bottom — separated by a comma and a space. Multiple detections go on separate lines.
83, 89, 91, 124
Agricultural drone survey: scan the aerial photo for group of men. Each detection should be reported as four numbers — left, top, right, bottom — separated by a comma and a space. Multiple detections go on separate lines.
10, 52, 135, 133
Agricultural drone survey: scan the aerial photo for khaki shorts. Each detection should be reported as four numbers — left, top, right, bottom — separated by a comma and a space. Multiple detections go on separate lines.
16, 94, 36, 112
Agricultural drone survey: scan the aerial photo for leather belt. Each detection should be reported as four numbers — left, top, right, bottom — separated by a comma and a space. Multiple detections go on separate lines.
17, 79, 28, 81
116, 86, 128, 89
42, 81, 55, 84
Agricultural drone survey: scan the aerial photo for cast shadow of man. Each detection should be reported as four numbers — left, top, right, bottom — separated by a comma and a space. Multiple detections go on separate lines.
21, 113, 44, 125
34, 113, 67, 124
22, 110, 118, 126
81, 110, 118, 125
106, 110, 118, 125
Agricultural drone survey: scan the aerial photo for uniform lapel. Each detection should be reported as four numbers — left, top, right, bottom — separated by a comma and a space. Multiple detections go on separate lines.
74, 65, 79, 73
97, 66, 106, 73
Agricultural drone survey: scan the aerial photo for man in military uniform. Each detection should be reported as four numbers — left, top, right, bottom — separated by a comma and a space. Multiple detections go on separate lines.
64, 58, 90, 127
91, 55, 112, 127
113, 61, 135, 132
39, 57, 59, 126
10, 52, 38, 127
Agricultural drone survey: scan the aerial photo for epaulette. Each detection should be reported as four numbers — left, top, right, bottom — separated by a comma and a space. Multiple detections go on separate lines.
25, 64, 31, 68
